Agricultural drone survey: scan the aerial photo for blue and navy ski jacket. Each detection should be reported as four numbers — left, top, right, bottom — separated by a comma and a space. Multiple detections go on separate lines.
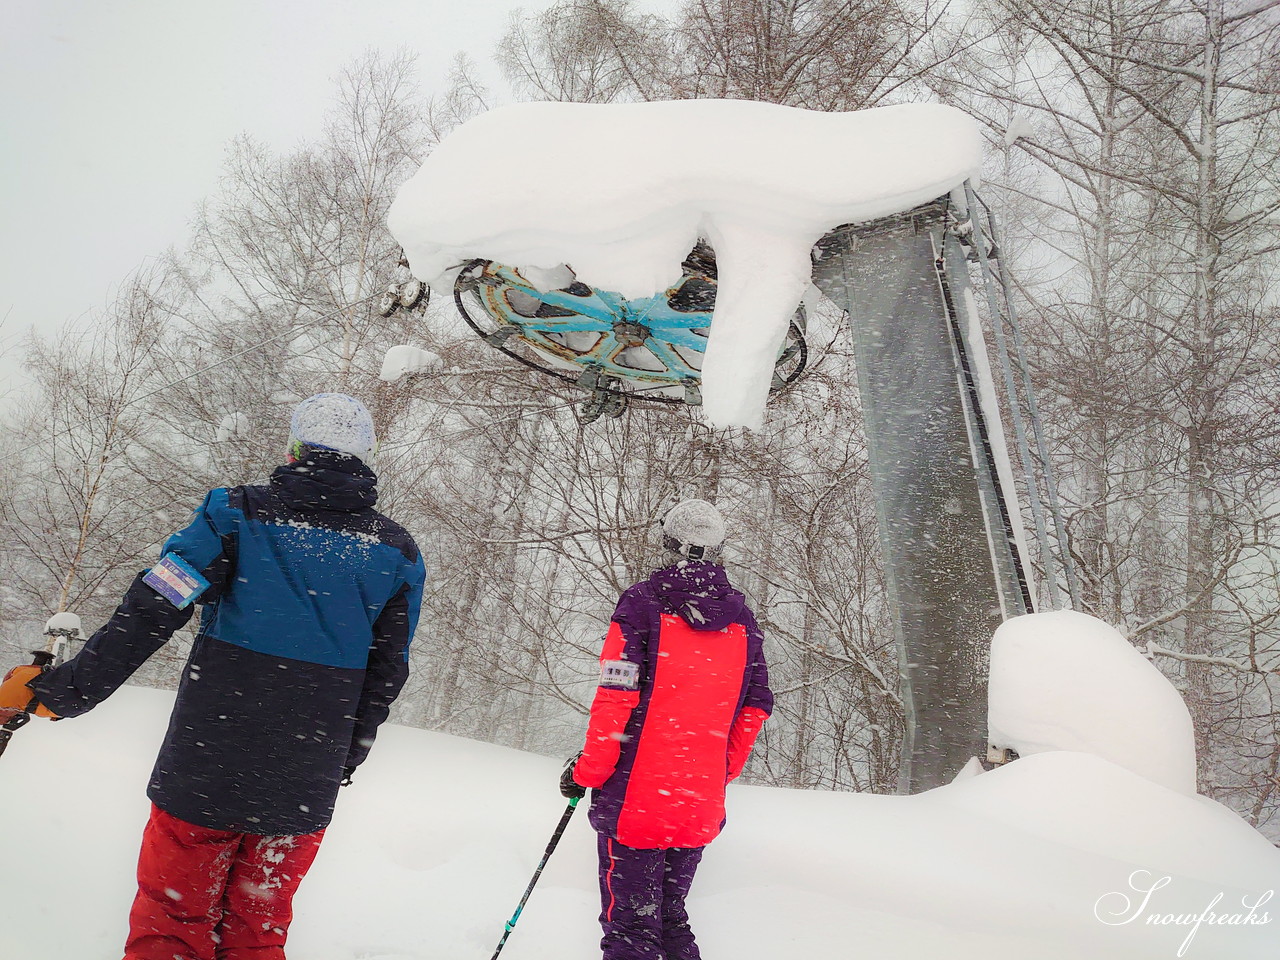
32, 451, 426, 835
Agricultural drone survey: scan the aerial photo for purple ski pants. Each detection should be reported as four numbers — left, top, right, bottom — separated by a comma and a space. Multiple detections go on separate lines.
597, 833, 705, 960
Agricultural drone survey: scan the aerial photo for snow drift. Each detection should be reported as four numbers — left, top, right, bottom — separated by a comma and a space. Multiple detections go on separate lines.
989, 611, 1199, 795
2, 686, 1276, 960
388, 99, 983, 428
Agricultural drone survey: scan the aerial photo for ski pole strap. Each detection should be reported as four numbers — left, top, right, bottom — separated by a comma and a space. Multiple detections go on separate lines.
489, 796, 579, 960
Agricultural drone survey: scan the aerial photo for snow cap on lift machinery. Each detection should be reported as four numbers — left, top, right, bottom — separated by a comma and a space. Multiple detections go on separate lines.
387, 99, 985, 429
289, 393, 377, 463
44, 611, 82, 637
662, 499, 726, 561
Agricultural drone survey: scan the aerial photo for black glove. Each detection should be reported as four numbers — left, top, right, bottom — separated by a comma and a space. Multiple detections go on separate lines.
340, 765, 355, 787
559, 753, 585, 799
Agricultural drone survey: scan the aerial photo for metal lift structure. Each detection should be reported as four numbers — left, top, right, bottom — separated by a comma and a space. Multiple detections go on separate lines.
387, 183, 1078, 792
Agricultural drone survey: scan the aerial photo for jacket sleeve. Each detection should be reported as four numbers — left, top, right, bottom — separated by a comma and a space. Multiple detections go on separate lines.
727, 607, 773, 782
346, 551, 425, 770
573, 591, 647, 790
30, 489, 238, 718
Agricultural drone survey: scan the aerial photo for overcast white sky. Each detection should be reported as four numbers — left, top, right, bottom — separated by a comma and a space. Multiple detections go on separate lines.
1, 0, 682, 399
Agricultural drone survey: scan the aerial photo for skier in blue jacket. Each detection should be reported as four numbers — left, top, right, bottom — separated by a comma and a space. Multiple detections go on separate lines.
0, 393, 425, 960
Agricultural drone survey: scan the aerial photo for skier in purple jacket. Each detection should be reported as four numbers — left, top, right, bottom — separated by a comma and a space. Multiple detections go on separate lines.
561, 499, 773, 960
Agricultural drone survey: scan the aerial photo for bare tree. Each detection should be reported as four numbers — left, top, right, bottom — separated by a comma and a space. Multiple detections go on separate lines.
675, 0, 910, 107
0, 266, 193, 680
498, 0, 677, 102
936, 0, 1280, 828
424, 53, 494, 145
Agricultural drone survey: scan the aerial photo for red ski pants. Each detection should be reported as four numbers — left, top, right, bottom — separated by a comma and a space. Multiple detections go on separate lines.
123, 803, 325, 960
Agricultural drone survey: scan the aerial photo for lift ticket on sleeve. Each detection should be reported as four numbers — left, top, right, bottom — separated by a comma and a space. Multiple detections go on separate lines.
143, 554, 210, 609
600, 659, 639, 689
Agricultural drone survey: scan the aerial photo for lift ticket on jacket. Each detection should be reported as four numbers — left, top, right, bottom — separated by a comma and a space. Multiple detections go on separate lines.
142, 554, 210, 609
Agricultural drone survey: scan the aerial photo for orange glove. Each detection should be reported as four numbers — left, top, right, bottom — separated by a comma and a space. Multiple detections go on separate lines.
0, 665, 58, 719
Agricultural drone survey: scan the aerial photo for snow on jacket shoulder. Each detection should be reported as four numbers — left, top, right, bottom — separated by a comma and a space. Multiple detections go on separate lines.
32, 452, 426, 835
578, 560, 772, 849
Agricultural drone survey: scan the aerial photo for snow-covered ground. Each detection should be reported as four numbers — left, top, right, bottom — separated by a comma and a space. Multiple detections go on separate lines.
2, 685, 1276, 960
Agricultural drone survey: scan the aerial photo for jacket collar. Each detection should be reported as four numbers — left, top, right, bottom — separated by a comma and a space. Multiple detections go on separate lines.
269, 450, 378, 513
647, 560, 745, 631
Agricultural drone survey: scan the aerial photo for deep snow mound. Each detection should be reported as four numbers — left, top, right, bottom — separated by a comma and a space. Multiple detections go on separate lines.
2, 685, 1277, 959
989, 611, 1198, 794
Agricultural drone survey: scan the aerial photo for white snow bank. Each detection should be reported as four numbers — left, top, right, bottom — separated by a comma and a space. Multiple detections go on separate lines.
3, 686, 1276, 960
989, 611, 1198, 794
380, 344, 444, 382
389, 99, 983, 428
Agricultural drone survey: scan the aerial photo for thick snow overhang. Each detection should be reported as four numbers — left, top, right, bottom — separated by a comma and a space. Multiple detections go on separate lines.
389, 98, 982, 428
988, 611, 1199, 795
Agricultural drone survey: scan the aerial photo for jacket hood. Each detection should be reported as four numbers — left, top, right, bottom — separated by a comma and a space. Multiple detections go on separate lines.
270, 450, 378, 513
647, 560, 744, 631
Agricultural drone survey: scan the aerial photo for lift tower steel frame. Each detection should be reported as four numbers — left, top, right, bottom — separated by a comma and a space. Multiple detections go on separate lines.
811, 192, 1031, 792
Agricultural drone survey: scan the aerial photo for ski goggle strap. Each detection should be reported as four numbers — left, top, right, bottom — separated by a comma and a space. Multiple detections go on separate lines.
662, 534, 720, 563
287, 438, 381, 464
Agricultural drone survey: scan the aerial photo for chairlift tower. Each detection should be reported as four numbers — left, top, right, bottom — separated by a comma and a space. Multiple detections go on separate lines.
385, 100, 1077, 792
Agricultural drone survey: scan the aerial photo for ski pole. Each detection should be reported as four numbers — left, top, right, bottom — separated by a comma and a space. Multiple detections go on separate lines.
489, 796, 580, 960
0, 650, 55, 760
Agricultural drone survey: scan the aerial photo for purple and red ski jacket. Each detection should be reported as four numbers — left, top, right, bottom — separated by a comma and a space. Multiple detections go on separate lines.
574, 560, 773, 850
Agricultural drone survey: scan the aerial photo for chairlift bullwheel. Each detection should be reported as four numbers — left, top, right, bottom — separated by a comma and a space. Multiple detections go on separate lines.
452, 258, 807, 407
